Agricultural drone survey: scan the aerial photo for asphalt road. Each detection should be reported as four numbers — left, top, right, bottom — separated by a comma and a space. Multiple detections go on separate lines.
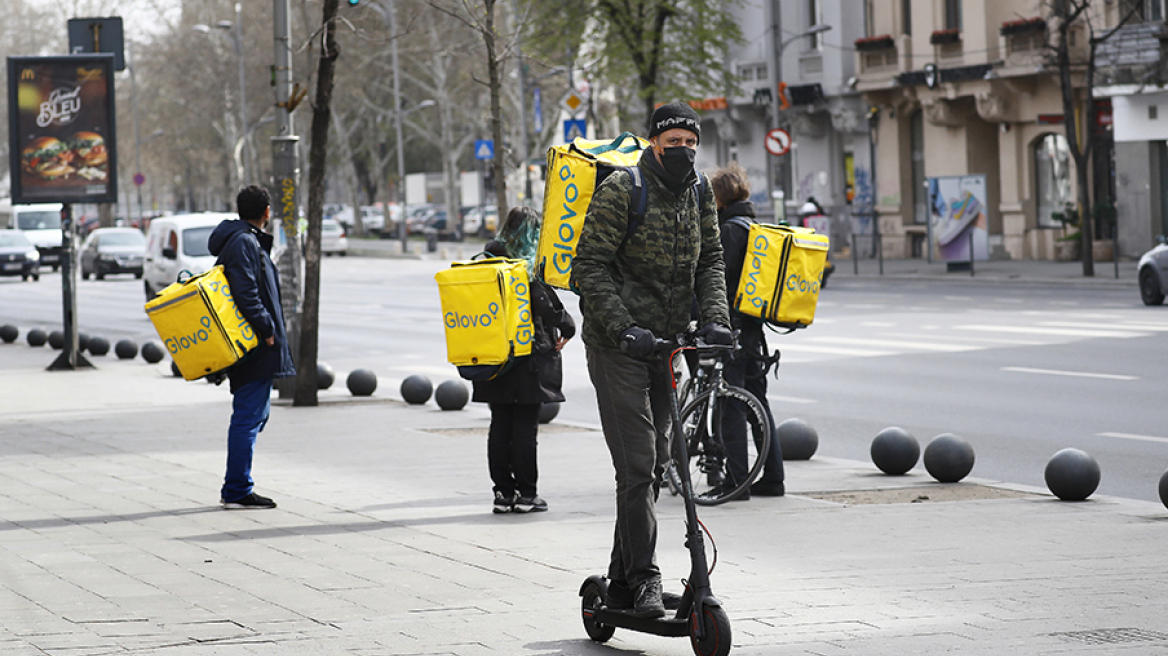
3, 258, 1165, 502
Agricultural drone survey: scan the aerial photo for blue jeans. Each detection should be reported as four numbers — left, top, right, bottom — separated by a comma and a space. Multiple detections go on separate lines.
221, 377, 271, 502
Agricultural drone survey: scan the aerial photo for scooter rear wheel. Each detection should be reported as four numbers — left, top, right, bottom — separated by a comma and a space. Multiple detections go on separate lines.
689, 605, 731, 656
581, 581, 615, 642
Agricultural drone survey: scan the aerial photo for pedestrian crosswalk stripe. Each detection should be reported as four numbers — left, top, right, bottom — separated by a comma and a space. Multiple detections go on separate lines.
809, 336, 978, 352
1001, 366, 1138, 380
778, 344, 895, 357
955, 325, 1147, 338
1098, 432, 1168, 444
1040, 320, 1168, 332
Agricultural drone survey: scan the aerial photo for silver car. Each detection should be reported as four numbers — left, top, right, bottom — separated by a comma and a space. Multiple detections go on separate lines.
321, 219, 348, 256
1137, 238, 1168, 305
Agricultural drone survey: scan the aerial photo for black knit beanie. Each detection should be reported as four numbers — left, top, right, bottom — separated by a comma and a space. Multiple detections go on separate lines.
647, 100, 701, 143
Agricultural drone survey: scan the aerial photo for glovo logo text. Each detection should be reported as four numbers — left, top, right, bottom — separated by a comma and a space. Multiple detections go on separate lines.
167, 315, 214, 354
445, 302, 500, 330
511, 276, 533, 345
551, 163, 584, 275
209, 278, 255, 343
786, 272, 820, 295
745, 232, 769, 309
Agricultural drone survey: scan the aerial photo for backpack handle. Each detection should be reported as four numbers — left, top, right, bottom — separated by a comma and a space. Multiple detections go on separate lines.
584, 131, 643, 156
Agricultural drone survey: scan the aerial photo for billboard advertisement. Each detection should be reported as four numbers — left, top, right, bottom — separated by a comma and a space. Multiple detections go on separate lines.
927, 174, 989, 262
7, 55, 117, 204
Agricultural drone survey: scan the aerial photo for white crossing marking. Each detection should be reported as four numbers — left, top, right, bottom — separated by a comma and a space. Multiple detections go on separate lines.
778, 343, 895, 357
1098, 432, 1168, 444
1001, 366, 1138, 381
956, 325, 1147, 338
859, 321, 896, 328
768, 394, 818, 405
1041, 321, 1168, 332
809, 336, 978, 352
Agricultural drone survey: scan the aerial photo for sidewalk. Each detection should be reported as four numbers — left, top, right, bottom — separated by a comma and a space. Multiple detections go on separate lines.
1, 343, 1167, 655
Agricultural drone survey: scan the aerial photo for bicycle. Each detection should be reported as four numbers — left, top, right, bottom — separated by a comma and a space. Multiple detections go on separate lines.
663, 333, 771, 506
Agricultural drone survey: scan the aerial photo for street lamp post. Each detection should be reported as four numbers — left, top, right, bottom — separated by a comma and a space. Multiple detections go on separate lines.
194, 3, 251, 184
767, 21, 832, 217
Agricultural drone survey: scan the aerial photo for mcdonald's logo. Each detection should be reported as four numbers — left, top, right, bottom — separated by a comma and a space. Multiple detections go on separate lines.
20, 68, 34, 81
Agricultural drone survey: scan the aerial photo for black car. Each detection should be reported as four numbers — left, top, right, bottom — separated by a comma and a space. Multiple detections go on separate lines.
0, 230, 40, 281
80, 227, 146, 280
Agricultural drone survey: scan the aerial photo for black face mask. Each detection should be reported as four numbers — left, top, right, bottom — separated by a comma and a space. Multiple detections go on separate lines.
659, 146, 696, 181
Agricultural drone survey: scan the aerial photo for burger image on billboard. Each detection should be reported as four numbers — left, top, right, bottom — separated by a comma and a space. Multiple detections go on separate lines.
21, 136, 75, 181
70, 131, 107, 167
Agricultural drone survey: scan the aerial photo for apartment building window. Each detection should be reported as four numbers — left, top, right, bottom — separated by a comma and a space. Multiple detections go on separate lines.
1120, 0, 1164, 20
810, 0, 825, 49
945, 0, 963, 31
1035, 134, 1073, 228
901, 0, 912, 34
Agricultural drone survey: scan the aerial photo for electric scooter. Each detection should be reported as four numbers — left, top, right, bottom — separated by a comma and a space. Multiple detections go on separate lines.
579, 334, 733, 656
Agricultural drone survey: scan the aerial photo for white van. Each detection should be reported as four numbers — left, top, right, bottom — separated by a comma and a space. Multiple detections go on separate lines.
0, 198, 64, 271
143, 212, 234, 300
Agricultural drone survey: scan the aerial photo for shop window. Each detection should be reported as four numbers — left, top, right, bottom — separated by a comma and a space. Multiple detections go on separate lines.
945, 0, 962, 31
1035, 134, 1073, 228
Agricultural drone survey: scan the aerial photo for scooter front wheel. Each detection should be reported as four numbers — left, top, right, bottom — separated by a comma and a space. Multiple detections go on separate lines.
689, 604, 731, 656
581, 581, 615, 643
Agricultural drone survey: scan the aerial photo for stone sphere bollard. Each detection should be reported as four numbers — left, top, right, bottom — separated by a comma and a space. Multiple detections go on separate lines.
87, 336, 110, 356
776, 418, 818, 461
1159, 469, 1168, 510
48, 330, 64, 349
400, 375, 433, 405
140, 341, 164, 363
77, 333, 90, 353
870, 427, 920, 476
1044, 448, 1101, 501
434, 379, 468, 411
170, 360, 182, 377
316, 362, 335, 390
923, 433, 975, 483
539, 401, 561, 424
347, 368, 378, 396
115, 339, 139, 360
27, 328, 47, 347
0, 325, 18, 343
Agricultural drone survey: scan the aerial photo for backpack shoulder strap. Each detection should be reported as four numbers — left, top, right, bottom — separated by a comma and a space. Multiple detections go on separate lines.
694, 171, 708, 209
725, 216, 754, 232
622, 166, 649, 242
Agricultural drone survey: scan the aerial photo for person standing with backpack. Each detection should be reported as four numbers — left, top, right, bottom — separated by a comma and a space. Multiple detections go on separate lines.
472, 207, 575, 515
207, 185, 296, 509
709, 162, 785, 500
573, 101, 731, 619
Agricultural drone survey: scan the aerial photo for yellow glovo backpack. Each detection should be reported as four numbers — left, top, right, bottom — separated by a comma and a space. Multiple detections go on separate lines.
734, 224, 830, 330
144, 265, 260, 380
435, 257, 533, 380
537, 132, 649, 289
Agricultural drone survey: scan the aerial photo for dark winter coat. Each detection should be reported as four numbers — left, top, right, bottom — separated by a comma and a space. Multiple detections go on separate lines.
572, 148, 729, 351
208, 219, 296, 392
718, 200, 769, 375
471, 241, 576, 405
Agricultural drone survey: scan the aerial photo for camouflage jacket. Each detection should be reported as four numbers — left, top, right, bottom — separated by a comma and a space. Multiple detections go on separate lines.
572, 153, 730, 352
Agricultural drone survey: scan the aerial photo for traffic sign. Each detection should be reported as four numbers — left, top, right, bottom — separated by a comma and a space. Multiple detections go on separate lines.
764, 128, 791, 156
474, 139, 494, 160
133, 172, 145, 187
563, 119, 586, 142
562, 90, 586, 116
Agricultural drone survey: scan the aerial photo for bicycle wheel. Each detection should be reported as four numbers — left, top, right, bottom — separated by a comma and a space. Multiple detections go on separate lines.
677, 385, 770, 505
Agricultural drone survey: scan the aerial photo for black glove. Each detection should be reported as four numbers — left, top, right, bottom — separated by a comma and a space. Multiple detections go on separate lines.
559, 312, 576, 340
697, 322, 733, 346
620, 326, 656, 358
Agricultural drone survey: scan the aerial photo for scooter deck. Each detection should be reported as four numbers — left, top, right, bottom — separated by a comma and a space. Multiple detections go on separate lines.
589, 607, 689, 637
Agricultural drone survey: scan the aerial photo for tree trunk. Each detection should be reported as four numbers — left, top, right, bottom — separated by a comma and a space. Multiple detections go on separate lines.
483, 0, 509, 219
294, 0, 341, 406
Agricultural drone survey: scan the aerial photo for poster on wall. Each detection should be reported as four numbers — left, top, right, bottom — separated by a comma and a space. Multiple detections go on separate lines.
7, 55, 118, 204
927, 174, 988, 262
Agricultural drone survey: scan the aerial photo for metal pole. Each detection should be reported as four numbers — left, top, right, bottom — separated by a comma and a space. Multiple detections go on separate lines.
234, 3, 250, 184
130, 42, 143, 227
514, 0, 531, 203
272, 0, 301, 399
391, 0, 409, 253
48, 205, 92, 371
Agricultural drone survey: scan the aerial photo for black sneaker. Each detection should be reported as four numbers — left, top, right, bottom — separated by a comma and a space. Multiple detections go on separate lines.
513, 495, 548, 513
493, 491, 516, 514
606, 579, 633, 610
751, 479, 785, 497
633, 579, 665, 619
221, 492, 276, 509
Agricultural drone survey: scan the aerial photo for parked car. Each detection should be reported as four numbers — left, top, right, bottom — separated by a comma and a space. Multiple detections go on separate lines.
1137, 237, 1168, 305
321, 219, 348, 256
80, 227, 146, 280
462, 205, 498, 237
0, 230, 40, 281
405, 204, 439, 235
0, 199, 63, 271
143, 213, 233, 300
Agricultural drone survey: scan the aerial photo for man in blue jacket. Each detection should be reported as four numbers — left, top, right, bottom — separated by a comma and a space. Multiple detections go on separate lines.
208, 185, 296, 509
